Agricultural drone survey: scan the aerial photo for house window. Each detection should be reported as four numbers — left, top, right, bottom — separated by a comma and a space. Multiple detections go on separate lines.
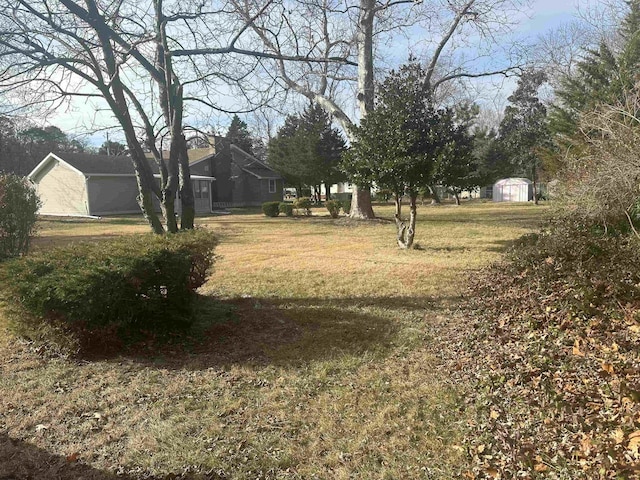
201, 180, 209, 196
268, 179, 276, 193
194, 180, 201, 199
204, 165, 209, 172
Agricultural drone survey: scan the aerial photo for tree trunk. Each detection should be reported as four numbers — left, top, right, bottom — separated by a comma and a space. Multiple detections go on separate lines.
82, 0, 164, 233
325, 183, 331, 201
136, 179, 164, 234
350, 186, 375, 219
347, 0, 376, 220
429, 185, 441, 205
396, 193, 417, 249
454, 191, 460, 206
532, 166, 539, 206
178, 134, 195, 229
394, 194, 406, 249
406, 194, 417, 249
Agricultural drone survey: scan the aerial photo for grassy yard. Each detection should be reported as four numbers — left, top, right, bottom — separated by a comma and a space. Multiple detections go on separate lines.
0, 202, 546, 479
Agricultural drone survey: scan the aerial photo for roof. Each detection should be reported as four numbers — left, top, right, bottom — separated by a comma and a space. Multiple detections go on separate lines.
145, 149, 215, 166
230, 144, 282, 180
241, 163, 282, 180
29, 152, 214, 180
494, 177, 532, 186
60, 152, 161, 175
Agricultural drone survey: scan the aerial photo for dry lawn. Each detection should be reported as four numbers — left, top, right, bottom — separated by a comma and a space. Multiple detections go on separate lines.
0, 202, 546, 479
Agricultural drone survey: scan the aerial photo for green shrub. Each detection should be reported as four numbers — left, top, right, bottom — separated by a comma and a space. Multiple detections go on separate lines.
279, 202, 294, 217
325, 199, 341, 218
262, 201, 281, 217
0, 174, 41, 261
340, 199, 352, 215
294, 197, 312, 216
0, 229, 217, 355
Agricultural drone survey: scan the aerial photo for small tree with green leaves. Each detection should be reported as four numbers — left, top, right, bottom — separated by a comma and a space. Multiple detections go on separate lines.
343, 62, 459, 249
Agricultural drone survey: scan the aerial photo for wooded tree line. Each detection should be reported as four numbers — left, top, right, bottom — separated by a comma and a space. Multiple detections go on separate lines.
0, 120, 86, 175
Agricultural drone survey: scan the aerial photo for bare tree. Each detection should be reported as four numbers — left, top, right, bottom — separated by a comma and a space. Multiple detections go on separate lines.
0, 0, 280, 232
228, 0, 528, 218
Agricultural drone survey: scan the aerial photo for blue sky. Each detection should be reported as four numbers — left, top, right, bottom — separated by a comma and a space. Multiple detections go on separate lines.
521, 0, 579, 33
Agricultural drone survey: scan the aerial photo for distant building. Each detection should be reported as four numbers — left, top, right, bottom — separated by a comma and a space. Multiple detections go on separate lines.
190, 137, 283, 208
492, 178, 533, 202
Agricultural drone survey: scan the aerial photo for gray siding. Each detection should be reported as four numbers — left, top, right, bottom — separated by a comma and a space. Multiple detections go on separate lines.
87, 176, 141, 215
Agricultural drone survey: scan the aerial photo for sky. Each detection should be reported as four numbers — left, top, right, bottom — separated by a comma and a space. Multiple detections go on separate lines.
45, 0, 585, 147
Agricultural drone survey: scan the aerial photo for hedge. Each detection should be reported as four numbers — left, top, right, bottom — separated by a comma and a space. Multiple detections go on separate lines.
0, 228, 217, 355
294, 197, 312, 216
262, 201, 280, 217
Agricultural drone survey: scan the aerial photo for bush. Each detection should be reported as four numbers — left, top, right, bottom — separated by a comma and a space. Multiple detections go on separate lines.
262, 201, 280, 217
0, 174, 41, 261
279, 202, 294, 217
554, 91, 640, 230
325, 199, 341, 218
0, 229, 217, 355
340, 199, 351, 215
294, 197, 312, 216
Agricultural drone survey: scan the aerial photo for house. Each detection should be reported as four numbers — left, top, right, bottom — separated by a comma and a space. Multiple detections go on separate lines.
492, 178, 533, 202
189, 138, 283, 208
28, 152, 215, 217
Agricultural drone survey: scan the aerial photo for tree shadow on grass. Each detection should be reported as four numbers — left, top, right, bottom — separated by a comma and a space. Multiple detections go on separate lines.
485, 238, 520, 253
0, 433, 120, 480
167, 295, 404, 369
32, 234, 121, 249
105, 291, 461, 369
0, 433, 226, 480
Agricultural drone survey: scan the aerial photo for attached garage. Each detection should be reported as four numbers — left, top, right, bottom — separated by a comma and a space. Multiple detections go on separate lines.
492, 178, 533, 203
29, 152, 215, 216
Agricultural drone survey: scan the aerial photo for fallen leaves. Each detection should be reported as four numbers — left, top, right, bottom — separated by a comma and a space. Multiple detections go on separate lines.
447, 229, 640, 479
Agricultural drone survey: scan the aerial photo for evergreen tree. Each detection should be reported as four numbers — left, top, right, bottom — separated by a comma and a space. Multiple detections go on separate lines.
225, 115, 254, 155
550, 1, 640, 148
434, 103, 478, 205
473, 127, 514, 185
267, 103, 346, 199
499, 69, 549, 205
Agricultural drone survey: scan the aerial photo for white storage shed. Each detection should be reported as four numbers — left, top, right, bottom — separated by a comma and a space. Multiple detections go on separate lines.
492, 178, 533, 203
